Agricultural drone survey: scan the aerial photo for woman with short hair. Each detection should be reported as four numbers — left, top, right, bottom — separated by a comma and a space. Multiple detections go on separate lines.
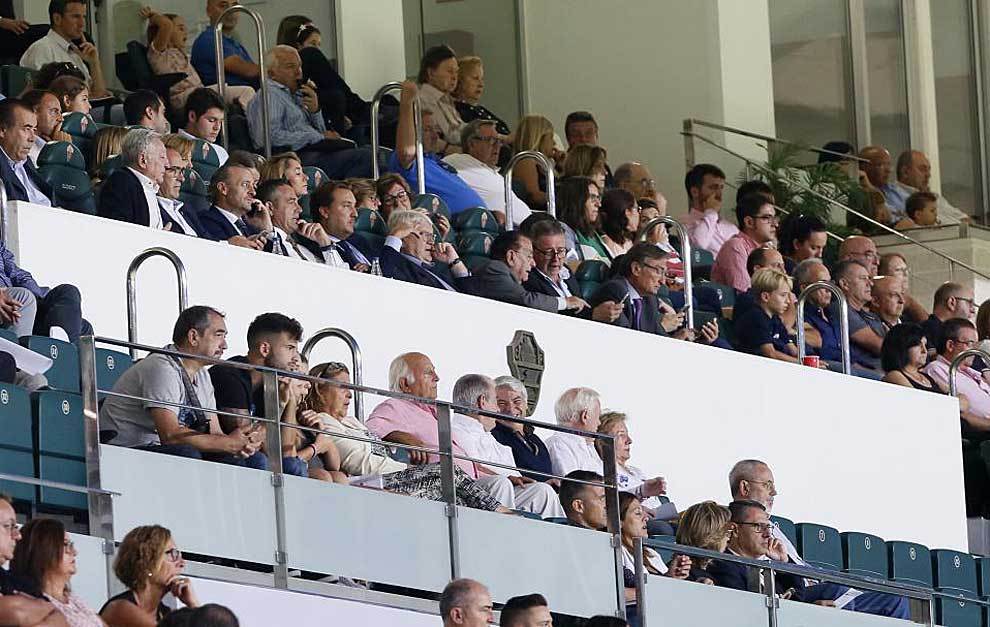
416, 45, 466, 154
675, 501, 734, 584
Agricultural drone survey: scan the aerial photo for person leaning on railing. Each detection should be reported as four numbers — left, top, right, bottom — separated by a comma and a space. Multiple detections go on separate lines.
619, 492, 691, 606
99, 306, 268, 469
303, 360, 508, 513
100, 525, 198, 627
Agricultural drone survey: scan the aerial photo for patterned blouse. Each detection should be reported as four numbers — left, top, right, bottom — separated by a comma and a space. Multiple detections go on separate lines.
46, 592, 105, 627
147, 44, 204, 110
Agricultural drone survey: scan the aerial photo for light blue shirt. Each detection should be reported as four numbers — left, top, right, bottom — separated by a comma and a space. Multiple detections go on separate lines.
882, 182, 909, 225
247, 79, 326, 151
2, 147, 50, 207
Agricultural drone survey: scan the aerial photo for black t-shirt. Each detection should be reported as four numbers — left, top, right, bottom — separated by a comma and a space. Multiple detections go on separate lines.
735, 307, 791, 355
208, 355, 262, 417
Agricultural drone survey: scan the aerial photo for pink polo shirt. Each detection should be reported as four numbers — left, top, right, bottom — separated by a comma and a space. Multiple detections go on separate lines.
711, 231, 761, 292
684, 208, 739, 256
923, 356, 990, 418
366, 398, 478, 478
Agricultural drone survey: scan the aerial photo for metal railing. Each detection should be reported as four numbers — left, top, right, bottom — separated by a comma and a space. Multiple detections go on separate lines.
79, 335, 628, 617
682, 118, 990, 284
215, 6, 271, 157
0, 182, 8, 246
504, 151, 556, 226
369, 81, 426, 194
301, 327, 364, 422
795, 281, 851, 374
949, 348, 990, 396
633, 537, 937, 627
125, 248, 188, 359
637, 217, 694, 330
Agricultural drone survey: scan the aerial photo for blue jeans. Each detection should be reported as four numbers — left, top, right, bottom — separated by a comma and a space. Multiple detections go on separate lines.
136, 443, 269, 471
803, 582, 910, 619
282, 456, 308, 477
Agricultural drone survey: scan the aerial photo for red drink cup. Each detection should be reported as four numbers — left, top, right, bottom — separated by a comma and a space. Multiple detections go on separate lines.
802, 355, 820, 368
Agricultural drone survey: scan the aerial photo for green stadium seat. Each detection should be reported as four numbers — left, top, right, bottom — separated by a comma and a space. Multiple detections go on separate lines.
0, 328, 17, 343
355, 208, 387, 236
841, 531, 887, 578
190, 139, 221, 185
456, 230, 494, 259
932, 549, 978, 596
696, 281, 735, 311
61, 112, 98, 161
453, 207, 500, 235
935, 596, 982, 627
95, 348, 133, 396
413, 193, 450, 219
33, 391, 86, 511
178, 167, 209, 214
99, 154, 123, 181
887, 541, 932, 588
36, 141, 96, 215
352, 231, 385, 253
575, 259, 609, 301
691, 248, 715, 280
0, 383, 35, 503
1, 65, 37, 98
20, 336, 79, 393
795, 522, 841, 570
976, 556, 990, 598
770, 515, 796, 547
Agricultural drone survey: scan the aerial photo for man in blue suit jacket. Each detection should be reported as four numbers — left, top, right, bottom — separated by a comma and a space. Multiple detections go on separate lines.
307, 180, 379, 271
198, 162, 267, 250
0, 99, 53, 206
380, 209, 469, 292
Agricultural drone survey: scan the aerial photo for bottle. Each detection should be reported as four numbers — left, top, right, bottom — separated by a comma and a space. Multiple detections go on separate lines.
370, 258, 382, 276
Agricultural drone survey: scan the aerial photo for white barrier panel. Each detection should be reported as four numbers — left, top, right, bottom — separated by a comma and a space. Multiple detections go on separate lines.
281, 475, 450, 592
13, 204, 968, 548
457, 507, 618, 617
70, 532, 108, 611
188, 578, 438, 627
644, 575, 767, 626
778, 598, 911, 626
100, 446, 277, 565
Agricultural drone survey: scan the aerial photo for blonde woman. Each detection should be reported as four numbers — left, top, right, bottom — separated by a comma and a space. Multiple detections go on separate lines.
89, 126, 129, 184
100, 525, 198, 626
675, 501, 734, 584
562, 144, 608, 190
511, 115, 556, 209
259, 152, 310, 199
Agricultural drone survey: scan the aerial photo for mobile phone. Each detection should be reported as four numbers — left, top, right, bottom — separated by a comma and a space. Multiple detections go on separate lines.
618, 293, 630, 306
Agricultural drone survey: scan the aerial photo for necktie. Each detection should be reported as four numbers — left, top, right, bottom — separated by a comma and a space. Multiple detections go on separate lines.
630, 299, 643, 331
275, 233, 288, 256
234, 218, 249, 237
326, 242, 348, 268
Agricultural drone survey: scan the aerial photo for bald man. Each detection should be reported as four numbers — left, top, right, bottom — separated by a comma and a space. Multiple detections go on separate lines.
247, 45, 372, 179
837, 235, 879, 276
885, 149, 969, 225
853, 146, 892, 230
871, 275, 905, 331
440, 579, 494, 627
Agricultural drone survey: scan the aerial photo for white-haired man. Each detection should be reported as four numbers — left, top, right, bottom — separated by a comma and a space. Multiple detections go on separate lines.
545, 387, 604, 478
380, 209, 470, 291
97, 128, 170, 228
491, 376, 556, 484
450, 374, 565, 518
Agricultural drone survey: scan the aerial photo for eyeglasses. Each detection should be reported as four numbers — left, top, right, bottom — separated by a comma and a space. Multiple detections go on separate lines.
383, 190, 408, 205
639, 262, 667, 275
639, 178, 656, 189
588, 194, 602, 203
735, 521, 779, 534
534, 246, 568, 258
470, 136, 502, 146
164, 165, 186, 175
754, 214, 778, 224
0, 521, 16, 535
951, 338, 977, 348
165, 548, 183, 562
746, 479, 776, 491
956, 297, 976, 307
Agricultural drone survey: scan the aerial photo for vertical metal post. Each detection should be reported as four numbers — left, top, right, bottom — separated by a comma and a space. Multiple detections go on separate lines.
969, 0, 989, 224
215, 6, 271, 157
765, 563, 779, 627
633, 537, 648, 627
126, 248, 189, 359
413, 98, 426, 196
637, 217, 693, 329
0, 183, 8, 247
848, 0, 873, 149
682, 119, 696, 170
371, 82, 403, 179
600, 435, 627, 618
262, 370, 289, 589
436, 403, 460, 580
927, 596, 936, 627
79, 335, 115, 599
795, 281, 851, 375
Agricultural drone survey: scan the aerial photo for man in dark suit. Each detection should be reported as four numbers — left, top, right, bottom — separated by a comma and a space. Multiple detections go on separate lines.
307, 180, 377, 270
380, 208, 469, 292
0, 99, 53, 206
523, 219, 621, 322
198, 162, 267, 250
466, 230, 587, 314
98, 128, 170, 227
590, 243, 720, 343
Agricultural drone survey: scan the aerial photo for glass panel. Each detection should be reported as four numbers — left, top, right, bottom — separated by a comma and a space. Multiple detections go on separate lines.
779, 597, 915, 626
931, 0, 981, 218
770, 0, 855, 151
863, 0, 910, 160
70, 533, 109, 611
644, 576, 768, 627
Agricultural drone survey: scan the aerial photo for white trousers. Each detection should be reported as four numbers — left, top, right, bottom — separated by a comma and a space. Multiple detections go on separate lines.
474, 474, 565, 518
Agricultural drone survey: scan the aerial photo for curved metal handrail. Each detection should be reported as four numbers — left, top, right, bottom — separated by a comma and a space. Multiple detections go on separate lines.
686, 118, 871, 163
126, 248, 189, 359
683, 125, 990, 283
504, 150, 556, 226
949, 348, 990, 396
301, 328, 365, 422
371, 82, 402, 179
215, 6, 271, 157
795, 281, 851, 374
636, 217, 693, 329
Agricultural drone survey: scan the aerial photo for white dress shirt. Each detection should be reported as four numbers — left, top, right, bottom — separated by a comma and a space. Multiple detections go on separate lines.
545, 431, 604, 478
127, 168, 163, 230
178, 128, 228, 165
157, 197, 197, 236
20, 30, 92, 82
535, 269, 572, 298
270, 226, 304, 259
28, 136, 46, 167
2, 147, 51, 207
442, 152, 531, 225
451, 413, 520, 477
325, 236, 353, 269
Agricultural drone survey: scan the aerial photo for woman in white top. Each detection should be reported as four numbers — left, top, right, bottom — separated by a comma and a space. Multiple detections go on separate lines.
303, 362, 508, 512
416, 45, 466, 154
597, 412, 678, 534
620, 492, 691, 604
10, 519, 105, 627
